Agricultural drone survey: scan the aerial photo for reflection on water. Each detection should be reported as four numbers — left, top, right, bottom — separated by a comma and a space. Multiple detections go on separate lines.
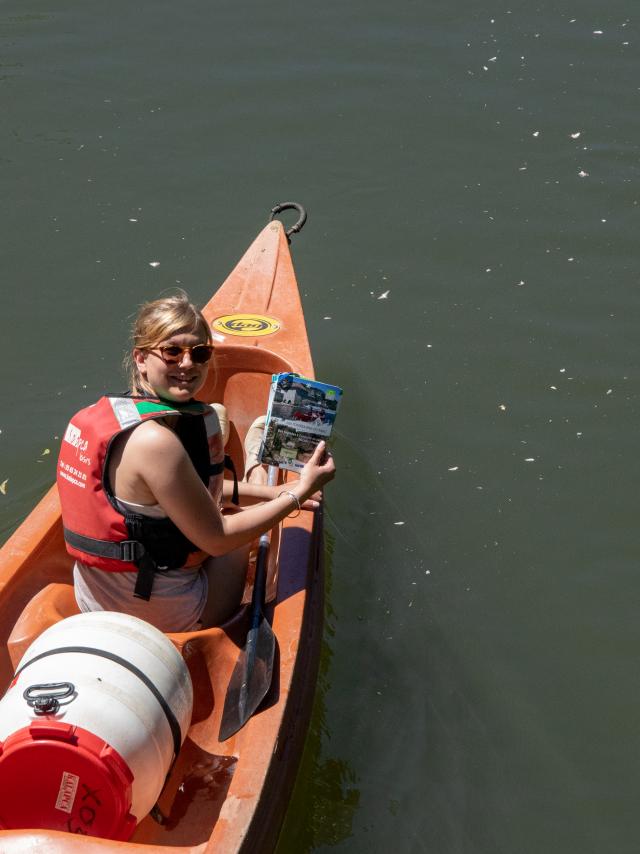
276, 531, 360, 852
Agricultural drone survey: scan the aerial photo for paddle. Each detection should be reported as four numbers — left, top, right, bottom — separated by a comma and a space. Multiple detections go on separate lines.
219, 466, 278, 741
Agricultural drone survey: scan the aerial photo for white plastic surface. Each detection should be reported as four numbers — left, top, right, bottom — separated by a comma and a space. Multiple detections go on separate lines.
0, 612, 193, 820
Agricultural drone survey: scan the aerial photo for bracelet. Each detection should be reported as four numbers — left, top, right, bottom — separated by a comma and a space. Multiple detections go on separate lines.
278, 490, 301, 519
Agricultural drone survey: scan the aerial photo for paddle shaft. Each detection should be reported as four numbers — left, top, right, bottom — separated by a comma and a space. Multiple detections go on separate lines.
250, 467, 277, 623
237, 466, 278, 699
254, 465, 278, 607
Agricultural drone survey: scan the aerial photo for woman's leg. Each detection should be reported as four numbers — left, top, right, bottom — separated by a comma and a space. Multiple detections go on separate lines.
199, 546, 250, 628
244, 415, 267, 484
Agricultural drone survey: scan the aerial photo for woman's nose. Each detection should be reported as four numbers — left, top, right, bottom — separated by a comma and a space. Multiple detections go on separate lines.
178, 350, 194, 368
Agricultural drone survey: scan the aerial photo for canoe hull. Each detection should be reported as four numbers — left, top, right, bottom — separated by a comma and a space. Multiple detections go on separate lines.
0, 218, 322, 852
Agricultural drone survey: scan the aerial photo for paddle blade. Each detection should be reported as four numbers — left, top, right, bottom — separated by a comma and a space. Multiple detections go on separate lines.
219, 615, 276, 741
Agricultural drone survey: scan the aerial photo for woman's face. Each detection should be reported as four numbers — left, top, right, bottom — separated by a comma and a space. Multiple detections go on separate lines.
133, 330, 212, 403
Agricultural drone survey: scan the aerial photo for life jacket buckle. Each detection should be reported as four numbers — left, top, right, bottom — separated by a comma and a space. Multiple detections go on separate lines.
120, 540, 144, 562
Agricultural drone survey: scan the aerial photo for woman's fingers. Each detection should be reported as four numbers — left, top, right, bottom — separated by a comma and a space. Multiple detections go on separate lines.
301, 490, 323, 509
301, 498, 320, 510
299, 440, 336, 494
309, 440, 327, 463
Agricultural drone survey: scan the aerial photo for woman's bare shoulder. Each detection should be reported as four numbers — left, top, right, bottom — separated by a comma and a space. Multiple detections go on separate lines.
123, 419, 185, 458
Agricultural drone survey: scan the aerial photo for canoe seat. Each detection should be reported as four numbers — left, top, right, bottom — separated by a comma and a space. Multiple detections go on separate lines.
8, 583, 80, 670
6, 581, 235, 669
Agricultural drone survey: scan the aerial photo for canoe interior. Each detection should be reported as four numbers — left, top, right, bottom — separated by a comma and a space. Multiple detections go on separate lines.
0, 338, 324, 851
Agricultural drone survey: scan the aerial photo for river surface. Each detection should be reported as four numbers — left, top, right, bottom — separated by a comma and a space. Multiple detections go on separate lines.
2, 1, 639, 852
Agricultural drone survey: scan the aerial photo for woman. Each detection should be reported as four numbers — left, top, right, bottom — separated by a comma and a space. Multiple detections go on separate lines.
57, 293, 335, 632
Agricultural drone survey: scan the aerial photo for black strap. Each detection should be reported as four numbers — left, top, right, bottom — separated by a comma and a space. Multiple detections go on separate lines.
15, 646, 183, 762
133, 551, 158, 601
64, 528, 145, 563
174, 415, 209, 487
209, 456, 239, 506
64, 527, 159, 601
224, 454, 239, 506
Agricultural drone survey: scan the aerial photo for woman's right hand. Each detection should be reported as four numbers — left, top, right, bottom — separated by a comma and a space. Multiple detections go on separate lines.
298, 441, 336, 497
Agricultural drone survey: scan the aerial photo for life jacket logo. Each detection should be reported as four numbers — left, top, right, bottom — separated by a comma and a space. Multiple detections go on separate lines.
212, 313, 281, 337
64, 423, 89, 454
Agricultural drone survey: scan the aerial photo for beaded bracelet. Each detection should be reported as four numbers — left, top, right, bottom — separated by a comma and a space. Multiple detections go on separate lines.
278, 490, 301, 519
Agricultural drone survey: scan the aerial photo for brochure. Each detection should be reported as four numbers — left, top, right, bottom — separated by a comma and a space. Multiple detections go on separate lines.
259, 373, 342, 472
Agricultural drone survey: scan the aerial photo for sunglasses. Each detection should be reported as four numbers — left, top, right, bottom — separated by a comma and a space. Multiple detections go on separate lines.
149, 344, 215, 365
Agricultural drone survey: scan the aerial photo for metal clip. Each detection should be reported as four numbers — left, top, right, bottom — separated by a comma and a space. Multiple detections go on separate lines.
23, 682, 76, 715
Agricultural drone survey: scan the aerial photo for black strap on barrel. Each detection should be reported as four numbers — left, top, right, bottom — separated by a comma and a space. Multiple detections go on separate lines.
15, 645, 182, 761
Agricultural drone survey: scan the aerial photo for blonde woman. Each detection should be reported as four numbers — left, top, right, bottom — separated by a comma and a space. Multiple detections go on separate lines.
57, 293, 335, 632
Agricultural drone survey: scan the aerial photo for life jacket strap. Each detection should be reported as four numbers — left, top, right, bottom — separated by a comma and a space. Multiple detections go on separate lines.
63, 528, 146, 563
133, 551, 158, 601
64, 527, 159, 602
224, 455, 240, 506
209, 455, 239, 505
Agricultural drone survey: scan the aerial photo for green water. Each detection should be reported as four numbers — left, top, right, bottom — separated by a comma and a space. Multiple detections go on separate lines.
2, 1, 640, 851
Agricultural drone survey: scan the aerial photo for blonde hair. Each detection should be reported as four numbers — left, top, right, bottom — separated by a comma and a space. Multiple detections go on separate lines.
125, 291, 212, 394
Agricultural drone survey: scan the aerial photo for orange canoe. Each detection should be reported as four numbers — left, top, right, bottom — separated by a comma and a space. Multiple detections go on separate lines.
0, 210, 324, 852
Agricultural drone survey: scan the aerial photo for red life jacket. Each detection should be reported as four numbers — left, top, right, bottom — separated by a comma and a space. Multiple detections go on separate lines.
57, 395, 237, 600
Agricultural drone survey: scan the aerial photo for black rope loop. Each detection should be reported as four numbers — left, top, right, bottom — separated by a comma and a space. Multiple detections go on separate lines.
269, 202, 307, 240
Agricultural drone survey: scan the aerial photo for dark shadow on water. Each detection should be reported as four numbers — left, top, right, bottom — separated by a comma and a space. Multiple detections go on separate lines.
275, 529, 360, 853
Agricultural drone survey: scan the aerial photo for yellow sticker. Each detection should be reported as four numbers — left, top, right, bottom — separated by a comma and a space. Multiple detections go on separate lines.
212, 313, 281, 337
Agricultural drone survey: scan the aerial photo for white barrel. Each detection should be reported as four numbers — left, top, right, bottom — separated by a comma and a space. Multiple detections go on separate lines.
0, 611, 193, 828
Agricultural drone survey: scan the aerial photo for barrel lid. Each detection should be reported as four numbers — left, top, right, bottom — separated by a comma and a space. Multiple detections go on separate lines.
0, 721, 137, 841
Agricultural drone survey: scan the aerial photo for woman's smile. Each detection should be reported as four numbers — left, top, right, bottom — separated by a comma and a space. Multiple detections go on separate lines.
170, 373, 199, 387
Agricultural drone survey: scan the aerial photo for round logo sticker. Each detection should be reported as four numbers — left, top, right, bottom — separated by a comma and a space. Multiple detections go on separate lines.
212, 313, 281, 337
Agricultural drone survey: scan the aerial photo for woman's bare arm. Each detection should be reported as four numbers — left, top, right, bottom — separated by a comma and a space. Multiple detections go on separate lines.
125, 421, 334, 557
222, 479, 322, 510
